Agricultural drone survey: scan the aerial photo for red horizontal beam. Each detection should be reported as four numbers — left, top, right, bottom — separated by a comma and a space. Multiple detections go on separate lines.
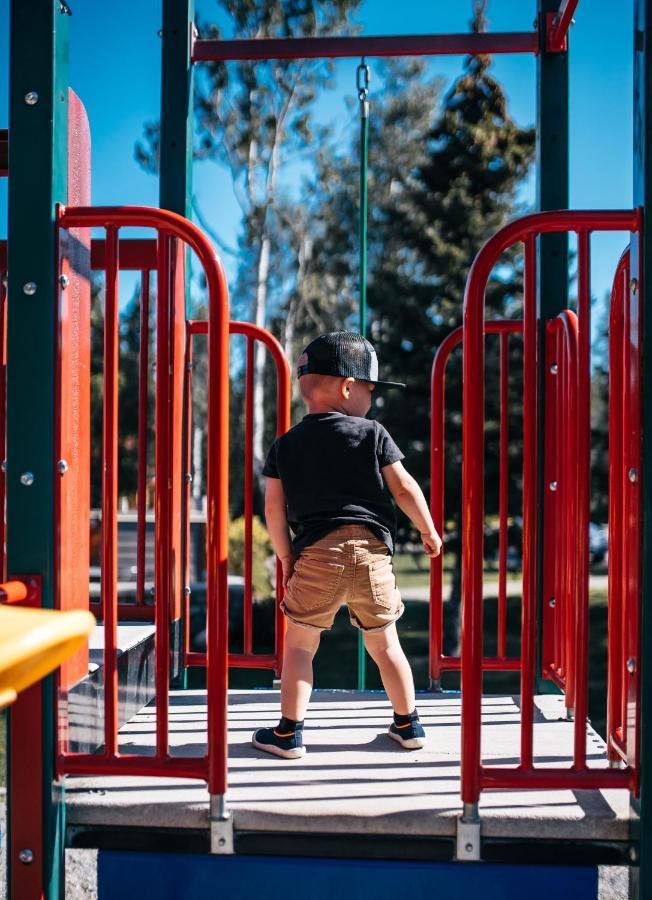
192, 31, 539, 63
90, 238, 158, 271
0, 129, 7, 177
437, 657, 521, 672
89, 602, 155, 622
480, 765, 633, 791
60, 752, 208, 780
185, 651, 279, 670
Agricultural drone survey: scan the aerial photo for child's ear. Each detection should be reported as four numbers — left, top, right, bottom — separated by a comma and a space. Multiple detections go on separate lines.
341, 377, 354, 398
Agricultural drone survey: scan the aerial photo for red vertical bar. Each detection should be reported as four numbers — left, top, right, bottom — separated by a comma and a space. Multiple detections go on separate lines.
574, 229, 591, 770
243, 337, 254, 656
520, 234, 537, 770
207, 253, 231, 796
541, 321, 558, 683
155, 233, 171, 758
183, 332, 194, 667
136, 270, 150, 608
497, 332, 509, 659
620, 268, 631, 748
102, 225, 119, 757
274, 342, 291, 676
607, 256, 626, 759
562, 311, 579, 712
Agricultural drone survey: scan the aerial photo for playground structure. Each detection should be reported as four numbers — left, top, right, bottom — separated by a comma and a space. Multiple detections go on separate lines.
2, 1, 652, 898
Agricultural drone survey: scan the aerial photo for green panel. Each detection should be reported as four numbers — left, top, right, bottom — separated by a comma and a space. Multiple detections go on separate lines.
160, 0, 194, 220
534, 0, 569, 693
7, 2, 69, 898
633, 4, 652, 895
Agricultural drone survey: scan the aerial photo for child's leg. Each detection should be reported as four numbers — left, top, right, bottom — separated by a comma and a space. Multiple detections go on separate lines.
280, 619, 321, 721
363, 622, 415, 716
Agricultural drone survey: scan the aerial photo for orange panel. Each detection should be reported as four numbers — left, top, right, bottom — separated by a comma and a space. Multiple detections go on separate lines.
56, 89, 91, 688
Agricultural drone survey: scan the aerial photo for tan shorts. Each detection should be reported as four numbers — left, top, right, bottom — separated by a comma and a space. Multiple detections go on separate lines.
282, 525, 404, 632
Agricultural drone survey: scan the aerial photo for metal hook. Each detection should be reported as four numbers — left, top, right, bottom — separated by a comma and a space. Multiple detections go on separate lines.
356, 58, 370, 100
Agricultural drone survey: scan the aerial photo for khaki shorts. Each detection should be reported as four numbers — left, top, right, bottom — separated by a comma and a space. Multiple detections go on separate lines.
282, 525, 404, 632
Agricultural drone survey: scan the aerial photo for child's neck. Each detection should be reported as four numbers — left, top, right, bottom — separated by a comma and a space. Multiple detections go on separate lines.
306, 400, 348, 415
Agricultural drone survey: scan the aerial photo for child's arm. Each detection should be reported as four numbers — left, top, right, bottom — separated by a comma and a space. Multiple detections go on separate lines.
264, 477, 296, 587
381, 461, 442, 557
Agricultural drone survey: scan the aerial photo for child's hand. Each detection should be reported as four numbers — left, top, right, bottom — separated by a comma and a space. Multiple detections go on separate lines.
421, 531, 442, 558
280, 554, 296, 588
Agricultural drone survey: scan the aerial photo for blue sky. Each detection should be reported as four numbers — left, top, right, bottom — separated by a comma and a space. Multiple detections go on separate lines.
0, 0, 634, 313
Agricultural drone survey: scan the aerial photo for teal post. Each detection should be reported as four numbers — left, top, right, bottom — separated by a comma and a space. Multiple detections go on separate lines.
7, 2, 69, 897
160, 0, 194, 688
534, 0, 569, 694
632, 4, 652, 895
357, 61, 370, 691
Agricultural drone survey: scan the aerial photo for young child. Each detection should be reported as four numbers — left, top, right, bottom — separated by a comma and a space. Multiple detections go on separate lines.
252, 332, 442, 759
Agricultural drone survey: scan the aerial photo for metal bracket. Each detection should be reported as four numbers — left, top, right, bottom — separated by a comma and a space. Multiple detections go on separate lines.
456, 805, 481, 861
210, 795, 234, 854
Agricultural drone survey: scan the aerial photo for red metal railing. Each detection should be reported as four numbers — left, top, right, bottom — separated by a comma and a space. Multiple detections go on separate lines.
184, 319, 291, 676
430, 320, 523, 687
461, 210, 641, 809
607, 248, 641, 788
57, 206, 230, 796
541, 310, 579, 714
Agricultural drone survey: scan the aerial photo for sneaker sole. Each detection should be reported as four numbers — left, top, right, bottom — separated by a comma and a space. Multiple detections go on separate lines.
388, 727, 425, 750
252, 732, 306, 759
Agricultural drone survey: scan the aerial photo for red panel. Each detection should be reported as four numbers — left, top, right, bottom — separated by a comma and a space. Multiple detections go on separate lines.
56, 89, 91, 690
90, 238, 157, 272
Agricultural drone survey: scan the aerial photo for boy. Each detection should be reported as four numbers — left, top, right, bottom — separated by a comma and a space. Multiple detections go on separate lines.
253, 332, 442, 759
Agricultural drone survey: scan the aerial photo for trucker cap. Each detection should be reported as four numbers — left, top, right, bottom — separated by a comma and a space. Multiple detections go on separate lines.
296, 332, 406, 389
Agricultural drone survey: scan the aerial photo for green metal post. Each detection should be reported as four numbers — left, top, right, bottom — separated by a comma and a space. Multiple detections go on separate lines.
632, 4, 652, 894
357, 62, 370, 691
160, 0, 194, 689
7, 2, 69, 898
534, 0, 569, 694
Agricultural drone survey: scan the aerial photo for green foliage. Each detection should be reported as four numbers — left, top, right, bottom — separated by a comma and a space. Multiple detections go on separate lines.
228, 515, 275, 599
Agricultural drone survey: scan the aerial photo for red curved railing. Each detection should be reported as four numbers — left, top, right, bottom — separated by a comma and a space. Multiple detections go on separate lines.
430, 320, 523, 687
57, 206, 231, 796
185, 319, 291, 676
607, 248, 641, 790
461, 210, 641, 809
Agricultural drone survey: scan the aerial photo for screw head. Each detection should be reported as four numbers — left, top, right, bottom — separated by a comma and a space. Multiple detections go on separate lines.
465, 842, 473, 853
549, 597, 556, 608
1, 274, 7, 288
0, 461, 6, 473
630, 845, 638, 863
628, 467, 638, 484
22, 282, 37, 296
59, 274, 69, 289
57, 459, 69, 475
186, 472, 193, 483
631, 278, 639, 294
18, 848, 34, 865
157, 28, 163, 37
218, 837, 226, 847
627, 657, 637, 674
24, 92, 38, 106
184, 586, 192, 596
20, 472, 34, 486
549, 480, 558, 492
549, 363, 559, 375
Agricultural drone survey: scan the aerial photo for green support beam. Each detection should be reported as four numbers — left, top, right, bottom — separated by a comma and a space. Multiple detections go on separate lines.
7, 2, 70, 898
632, 4, 652, 895
535, 0, 569, 694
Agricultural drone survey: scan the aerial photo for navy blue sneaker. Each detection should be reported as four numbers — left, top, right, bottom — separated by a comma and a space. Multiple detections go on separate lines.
388, 714, 426, 750
252, 725, 306, 759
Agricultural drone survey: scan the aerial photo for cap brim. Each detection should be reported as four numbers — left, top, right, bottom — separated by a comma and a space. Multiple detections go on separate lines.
372, 379, 406, 389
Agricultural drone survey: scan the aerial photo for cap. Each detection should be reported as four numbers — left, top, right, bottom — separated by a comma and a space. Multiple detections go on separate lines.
296, 332, 405, 389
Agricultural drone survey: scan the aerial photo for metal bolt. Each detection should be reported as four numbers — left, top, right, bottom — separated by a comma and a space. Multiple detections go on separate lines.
549, 363, 559, 375
59, 274, 69, 289
157, 28, 163, 37
20, 472, 34, 487
22, 282, 37, 296
1, 274, 7, 288
218, 837, 226, 847
24, 92, 38, 106
0, 461, 5, 473
630, 845, 638, 864
18, 849, 34, 865
549, 597, 556, 608
627, 657, 637, 674
631, 278, 639, 295
628, 467, 638, 484
186, 472, 193, 483
57, 459, 69, 475
184, 586, 192, 596
549, 480, 558, 492
465, 843, 473, 853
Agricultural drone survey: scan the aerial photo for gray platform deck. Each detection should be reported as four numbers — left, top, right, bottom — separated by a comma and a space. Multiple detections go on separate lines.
65, 690, 632, 845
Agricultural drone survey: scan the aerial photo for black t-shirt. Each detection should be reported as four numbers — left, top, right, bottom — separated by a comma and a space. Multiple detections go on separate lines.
262, 412, 405, 555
